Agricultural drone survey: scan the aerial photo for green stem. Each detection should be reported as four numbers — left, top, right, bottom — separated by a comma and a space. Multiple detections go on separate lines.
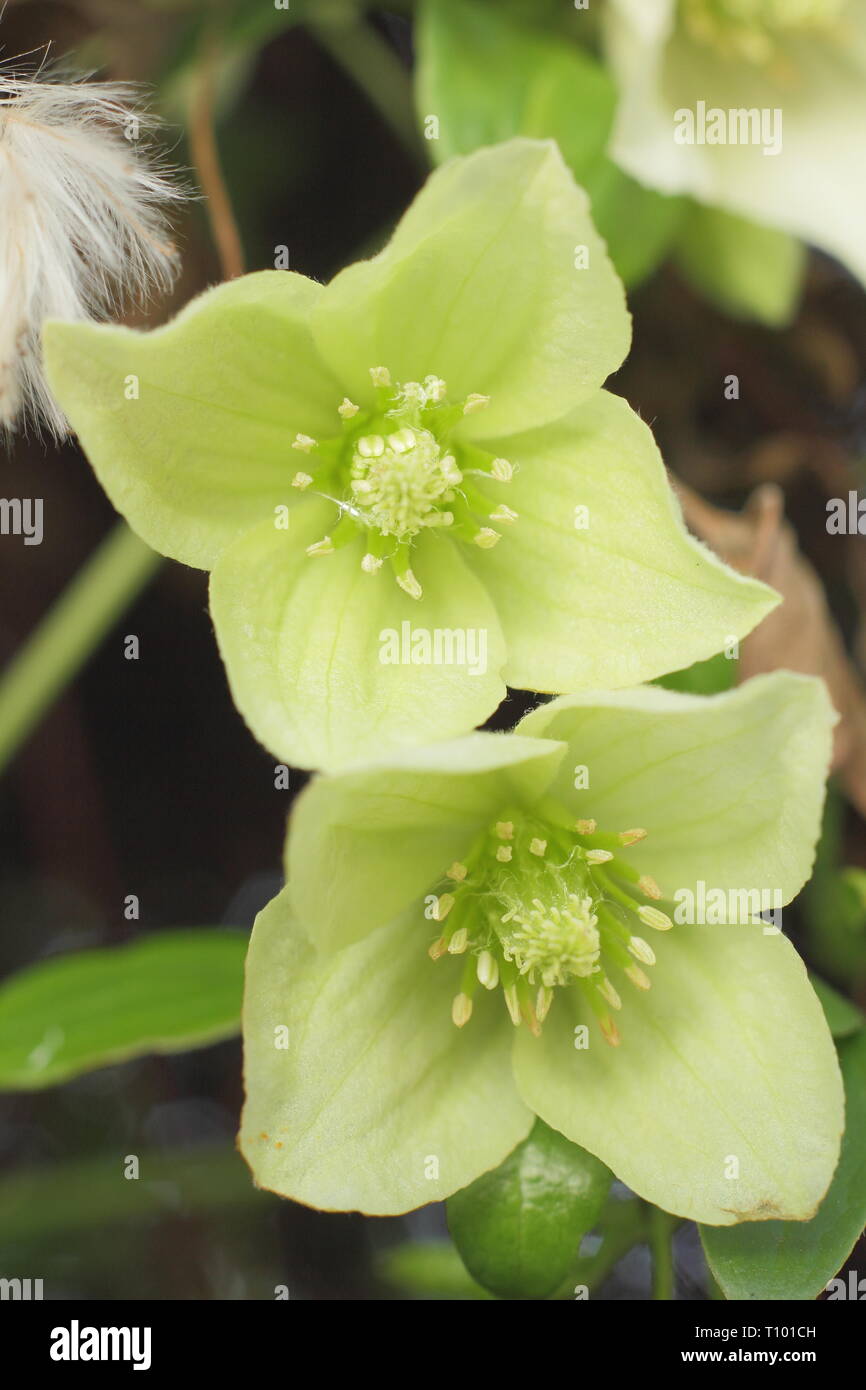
649, 1205, 676, 1300
0, 523, 160, 772
307, 10, 425, 162
552, 1196, 650, 1299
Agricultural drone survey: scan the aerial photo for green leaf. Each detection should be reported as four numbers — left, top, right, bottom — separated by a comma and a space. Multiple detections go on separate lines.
376, 1241, 492, 1300
810, 974, 864, 1039
583, 159, 684, 288
655, 650, 738, 696
0, 930, 247, 1089
446, 1119, 610, 1299
700, 1030, 866, 1299
675, 203, 806, 327
417, 0, 615, 175
416, 0, 682, 286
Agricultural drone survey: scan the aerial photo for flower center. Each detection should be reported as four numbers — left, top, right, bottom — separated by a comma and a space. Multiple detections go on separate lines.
349, 427, 459, 540
291, 367, 518, 600
428, 811, 674, 1046
679, 0, 846, 60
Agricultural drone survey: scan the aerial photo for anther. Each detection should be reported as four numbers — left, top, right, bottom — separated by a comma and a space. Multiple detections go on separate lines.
503, 984, 521, 1026
638, 905, 673, 932
463, 393, 490, 414
428, 937, 448, 961
600, 1015, 621, 1047
473, 528, 501, 549
446, 861, 468, 882
619, 828, 648, 846
448, 927, 469, 954
625, 964, 651, 992
495, 822, 514, 840
452, 993, 473, 1028
536, 986, 554, 1023
586, 849, 614, 865
496, 846, 512, 863
434, 894, 455, 922
628, 936, 656, 966
369, 366, 391, 387
360, 553, 383, 573
530, 838, 547, 857
576, 819, 597, 835
338, 398, 359, 419
597, 976, 623, 1011
490, 505, 519, 524
396, 569, 423, 600
306, 536, 334, 557
490, 457, 513, 482
292, 433, 316, 453
637, 875, 662, 900
476, 951, 499, 990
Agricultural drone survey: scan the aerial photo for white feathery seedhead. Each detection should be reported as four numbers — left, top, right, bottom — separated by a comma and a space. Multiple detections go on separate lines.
0, 66, 186, 437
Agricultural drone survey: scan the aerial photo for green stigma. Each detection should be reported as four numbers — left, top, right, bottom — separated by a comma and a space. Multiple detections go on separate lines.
292, 367, 517, 600
680, 0, 846, 61
428, 811, 675, 1047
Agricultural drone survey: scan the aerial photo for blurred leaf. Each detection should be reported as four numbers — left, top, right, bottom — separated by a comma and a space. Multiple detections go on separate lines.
417, 0, 613, 170
446, 1119, 611, 1299
700, 1030, 866, 1299
584, 158, 684, 290
675, 202, 806, 327
0, 930, 247, 1089
416, 0, 681, 285
811, 973, 864, 1038
0, 1145, 266, 1248
376, 1241, 491, 1299
655, 650, 737, 696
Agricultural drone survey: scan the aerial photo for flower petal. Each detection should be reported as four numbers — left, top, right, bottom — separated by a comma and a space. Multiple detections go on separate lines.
209, 499, 510, 772
466, 391, 777, 690
312, 139, 630, 440
512, 922, 843, 1224
240, 889, 533, 1215
43, 272, 342, 569
517, 673, 836, 906
604, 0, 866, 282
288, 731, 566, 952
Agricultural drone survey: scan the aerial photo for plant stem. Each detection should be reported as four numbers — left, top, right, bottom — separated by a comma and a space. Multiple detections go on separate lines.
188, 25, 245, 279
649, 1205, 676, 1300
0, 525, 160, 773
308, 11, 425, 162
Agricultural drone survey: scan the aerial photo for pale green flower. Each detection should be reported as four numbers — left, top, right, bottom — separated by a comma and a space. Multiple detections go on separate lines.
603, 0, 866, 283
43, 139, 773, 771
240, 673, 843, 1223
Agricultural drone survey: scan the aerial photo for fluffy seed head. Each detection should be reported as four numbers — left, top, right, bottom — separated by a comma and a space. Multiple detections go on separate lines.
0, 65, 186, 437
